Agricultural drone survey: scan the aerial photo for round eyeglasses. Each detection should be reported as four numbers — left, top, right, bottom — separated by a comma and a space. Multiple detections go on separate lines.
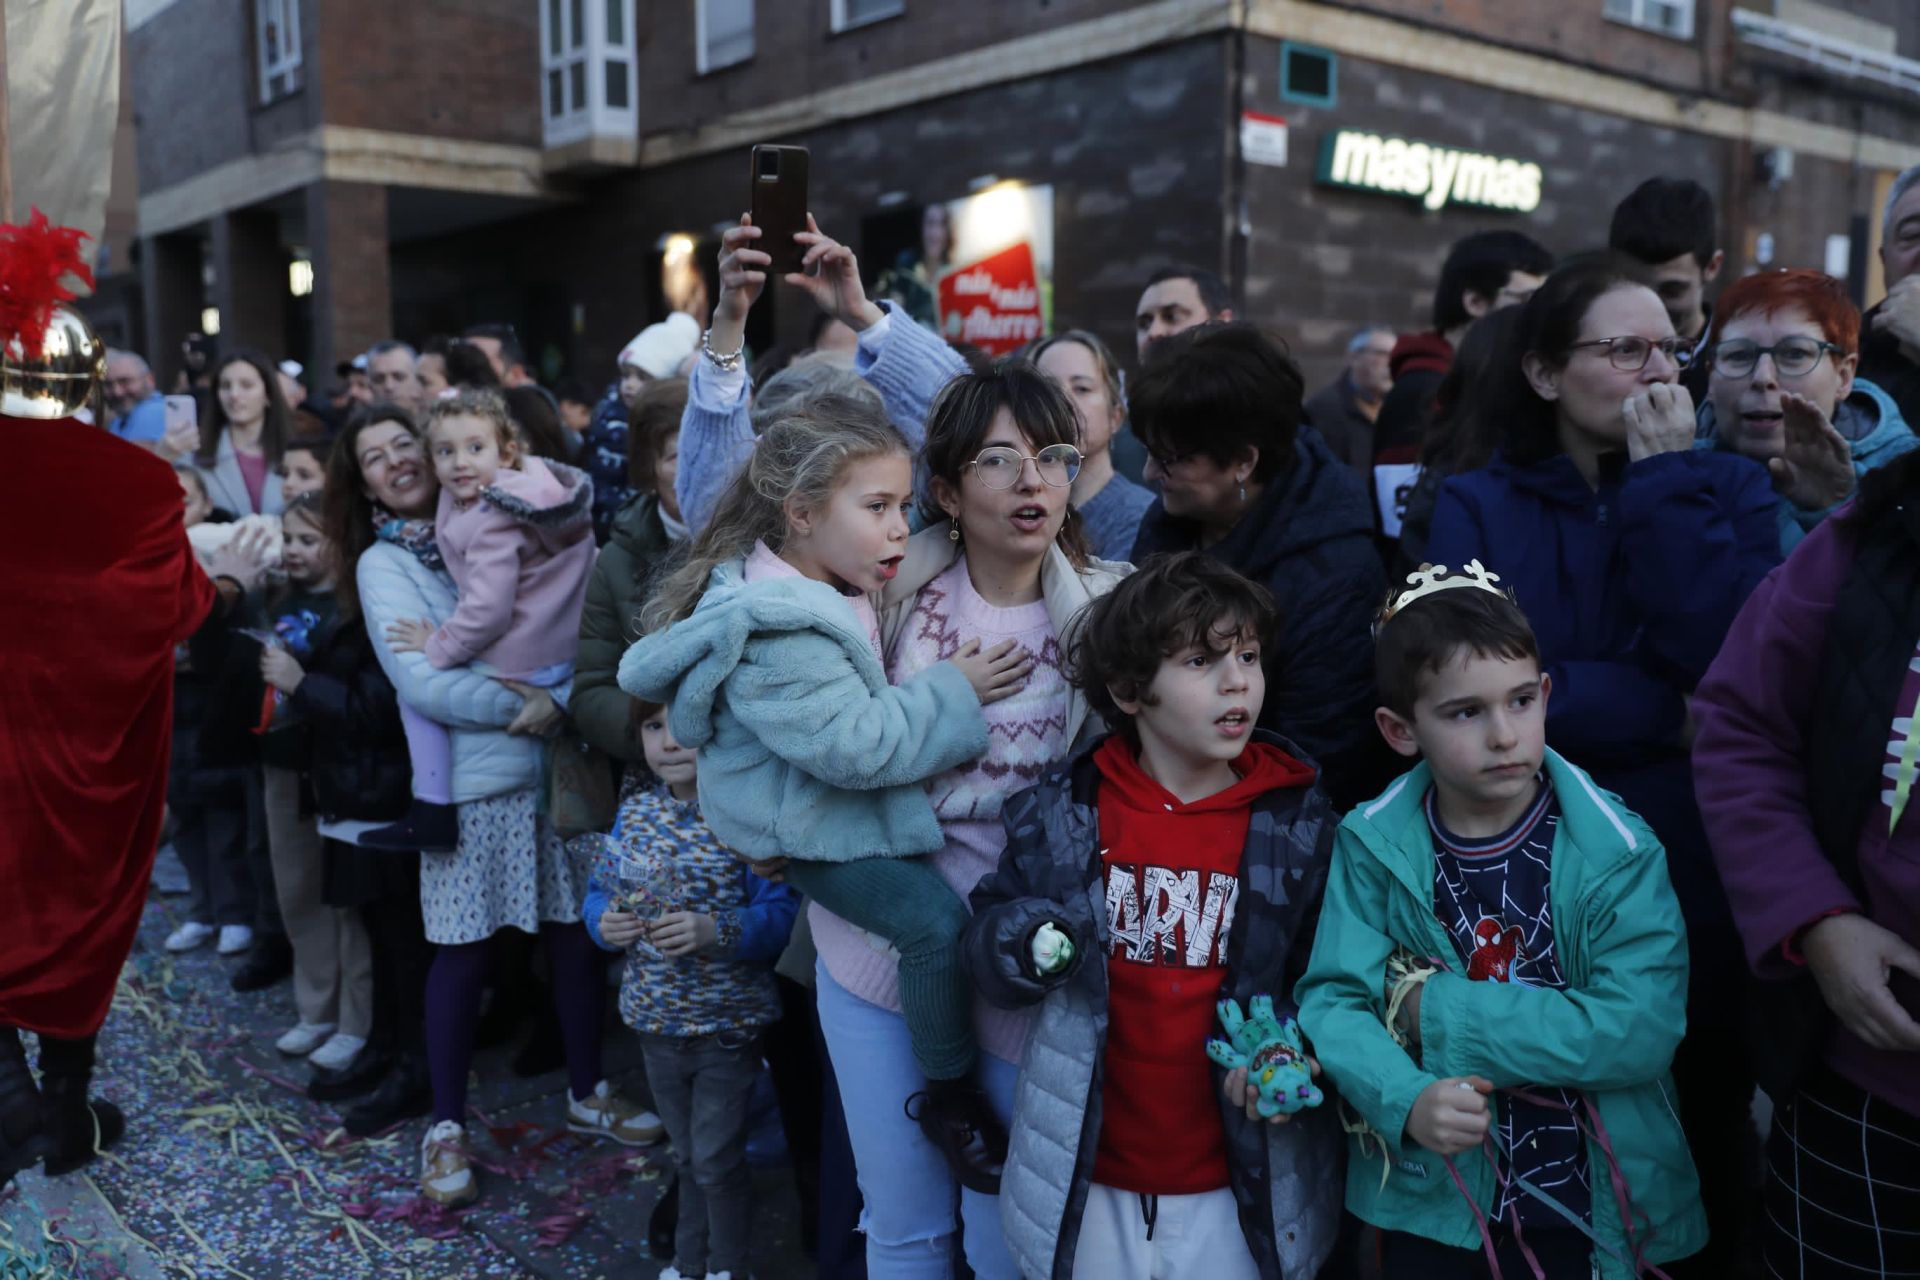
964, 443, 1082, 490
1708, 337, 1842, 379
1564, 335, 1692, 372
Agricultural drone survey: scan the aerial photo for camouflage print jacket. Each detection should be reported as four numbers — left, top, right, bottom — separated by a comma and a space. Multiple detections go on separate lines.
962, 731, 1346, 1280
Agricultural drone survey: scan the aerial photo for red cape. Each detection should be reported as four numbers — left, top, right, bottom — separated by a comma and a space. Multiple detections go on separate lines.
0, 417, 215, 1036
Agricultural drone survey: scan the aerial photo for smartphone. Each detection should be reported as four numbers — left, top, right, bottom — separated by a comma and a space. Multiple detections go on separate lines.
164, 394, 197, 437
749, 144, 811, 277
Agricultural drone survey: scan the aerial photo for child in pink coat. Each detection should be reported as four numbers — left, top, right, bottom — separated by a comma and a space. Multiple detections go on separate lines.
366, 388, 597, 852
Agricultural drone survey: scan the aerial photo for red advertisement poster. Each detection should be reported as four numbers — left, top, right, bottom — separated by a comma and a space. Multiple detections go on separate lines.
938, 240, 1045, 356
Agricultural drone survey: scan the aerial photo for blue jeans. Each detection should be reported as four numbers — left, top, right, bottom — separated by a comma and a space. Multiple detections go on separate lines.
816, 964, 1019, 1280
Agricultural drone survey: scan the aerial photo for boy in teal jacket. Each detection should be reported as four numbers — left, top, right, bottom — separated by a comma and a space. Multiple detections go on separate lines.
1295, 562, 1705, 1279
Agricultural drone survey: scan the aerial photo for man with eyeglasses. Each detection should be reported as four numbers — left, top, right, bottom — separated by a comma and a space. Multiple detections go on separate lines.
365, 341, 427, 416
1860, 162, 1920, 429
1609, 177, 1724, 404
1697, 268, 1918, 554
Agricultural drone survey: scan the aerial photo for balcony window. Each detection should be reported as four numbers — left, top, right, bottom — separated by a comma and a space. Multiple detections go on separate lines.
698, 0, 754, 73
256, 0, 302, 103
541, 0, 636, 150
832, 0, 903, 33
1603, 0, 1695, 40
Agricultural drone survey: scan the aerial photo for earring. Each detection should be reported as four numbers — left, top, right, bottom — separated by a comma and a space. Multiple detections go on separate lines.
1238, 480, 1247, 504
949, 523, 961, 543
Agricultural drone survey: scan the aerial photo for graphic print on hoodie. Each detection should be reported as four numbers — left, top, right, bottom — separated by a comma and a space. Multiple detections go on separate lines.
1090, 735, 1317, 1195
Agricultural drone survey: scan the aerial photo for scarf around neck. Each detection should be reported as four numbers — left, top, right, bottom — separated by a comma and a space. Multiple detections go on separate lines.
372, 504, 445, 571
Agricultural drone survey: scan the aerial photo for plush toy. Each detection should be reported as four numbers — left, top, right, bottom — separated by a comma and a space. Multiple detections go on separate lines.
1205, 995, 1324, 1117
1029, 920, 1076, 976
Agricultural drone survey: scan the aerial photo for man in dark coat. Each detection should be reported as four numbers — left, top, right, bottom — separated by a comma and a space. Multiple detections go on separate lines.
1303, 325, 1394, 474
1862, 163, 1920, 430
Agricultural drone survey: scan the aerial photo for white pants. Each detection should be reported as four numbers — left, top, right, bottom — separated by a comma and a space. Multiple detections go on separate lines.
1070, 1182, 1260, 1280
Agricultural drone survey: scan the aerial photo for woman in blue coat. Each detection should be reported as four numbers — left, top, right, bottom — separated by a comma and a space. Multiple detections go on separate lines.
1425, 255, 1779, 1275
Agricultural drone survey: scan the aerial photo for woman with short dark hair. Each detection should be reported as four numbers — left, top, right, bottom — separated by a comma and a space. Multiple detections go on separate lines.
1128, 322, 1387, 809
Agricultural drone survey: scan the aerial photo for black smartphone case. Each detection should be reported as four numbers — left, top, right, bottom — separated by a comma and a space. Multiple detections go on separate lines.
750, 145, 811, 277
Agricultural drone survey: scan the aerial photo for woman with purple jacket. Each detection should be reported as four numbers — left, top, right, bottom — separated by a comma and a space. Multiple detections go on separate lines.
1693, 448, 1920, 1279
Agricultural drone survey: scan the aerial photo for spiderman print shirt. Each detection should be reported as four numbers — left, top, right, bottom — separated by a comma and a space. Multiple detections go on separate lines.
1425, 777, 1591, 1227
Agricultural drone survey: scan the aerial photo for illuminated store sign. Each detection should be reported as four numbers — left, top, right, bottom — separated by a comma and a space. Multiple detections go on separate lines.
1317, 130, 1543, 213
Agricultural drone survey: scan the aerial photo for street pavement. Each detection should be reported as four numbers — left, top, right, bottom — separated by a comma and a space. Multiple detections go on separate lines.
0, 870, 812, 1279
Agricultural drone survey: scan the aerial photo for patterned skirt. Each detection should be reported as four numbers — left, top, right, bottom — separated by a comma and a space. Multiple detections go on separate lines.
418, 788, 587, 946
1763, 1067, 1920, 1278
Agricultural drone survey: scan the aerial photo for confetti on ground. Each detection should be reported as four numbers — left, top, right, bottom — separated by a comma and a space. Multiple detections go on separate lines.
1, 890, 812, 1278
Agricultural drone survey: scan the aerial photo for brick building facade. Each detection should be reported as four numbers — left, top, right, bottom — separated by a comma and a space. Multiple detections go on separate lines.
111, 0, 1920, 394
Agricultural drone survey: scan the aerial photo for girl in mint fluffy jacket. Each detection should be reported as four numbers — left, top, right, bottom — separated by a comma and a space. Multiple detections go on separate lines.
620, 394, 1033, 1192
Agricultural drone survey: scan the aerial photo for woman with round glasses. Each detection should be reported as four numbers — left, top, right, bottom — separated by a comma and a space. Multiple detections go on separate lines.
1426, 253, 1779, 1273
1127, 322, 1389, 810
1696, 268, 1919, 554
782, 363, 1124, 1279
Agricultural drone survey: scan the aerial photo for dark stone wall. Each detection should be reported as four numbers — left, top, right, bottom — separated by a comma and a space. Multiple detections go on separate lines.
1238, 35, 1724, 391
391, 36, 1232, 385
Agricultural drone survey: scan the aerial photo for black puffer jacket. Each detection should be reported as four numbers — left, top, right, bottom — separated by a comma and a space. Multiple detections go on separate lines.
292, 612, 411, 823
1859, 301, 1920, 431
963, 732, 1344, 1280
1131, 430, 1391, 809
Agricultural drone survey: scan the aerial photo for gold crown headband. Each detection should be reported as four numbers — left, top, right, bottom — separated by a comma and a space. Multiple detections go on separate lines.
1373, 560, 1513, 635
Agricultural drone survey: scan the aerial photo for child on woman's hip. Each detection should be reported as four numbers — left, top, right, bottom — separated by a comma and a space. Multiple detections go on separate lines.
369, 388, 597, 853
621, 400, 1031, 1191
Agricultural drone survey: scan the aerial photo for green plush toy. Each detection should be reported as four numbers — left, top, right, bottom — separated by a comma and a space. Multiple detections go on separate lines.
1204, 995, 1324, 1117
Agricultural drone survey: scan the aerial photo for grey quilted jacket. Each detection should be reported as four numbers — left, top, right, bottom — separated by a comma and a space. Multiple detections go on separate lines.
963, 732, 1345, 1280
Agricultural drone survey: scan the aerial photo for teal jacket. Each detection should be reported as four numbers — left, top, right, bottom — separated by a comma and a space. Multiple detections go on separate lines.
616, 557, 989, 863
1295, 750, 1706, 1275
1695, 375, 1920, 554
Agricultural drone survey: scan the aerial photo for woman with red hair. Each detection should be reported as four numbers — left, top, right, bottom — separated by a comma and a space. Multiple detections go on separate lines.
1697, 267, 1919, 552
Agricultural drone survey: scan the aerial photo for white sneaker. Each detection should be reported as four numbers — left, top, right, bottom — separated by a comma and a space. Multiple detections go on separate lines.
420, 1119, 478, 1207
307, 1032, 367, 1073
656, 1269, 690, 1280
164, 921, 215, 952
216, 924, 254, 955
565, 1079, 664, 1145
274, 1022, 337, 1056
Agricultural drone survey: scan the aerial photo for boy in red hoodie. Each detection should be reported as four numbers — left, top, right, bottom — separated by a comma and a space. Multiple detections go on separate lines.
963, 551, 1343, 1280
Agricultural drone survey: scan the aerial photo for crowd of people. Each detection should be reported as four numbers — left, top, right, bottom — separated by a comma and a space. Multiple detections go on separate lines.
17, 163, 1920, 1280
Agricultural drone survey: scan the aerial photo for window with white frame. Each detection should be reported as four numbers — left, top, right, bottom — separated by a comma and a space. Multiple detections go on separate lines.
1603, 0, 1695, 40
540, 0, 636, 148
256, 0, 302, 103
697, 0, 754, 73
832, 0, 904, 33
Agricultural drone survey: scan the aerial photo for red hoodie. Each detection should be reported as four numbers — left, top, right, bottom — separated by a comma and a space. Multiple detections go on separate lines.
1089, 735, 1318, 1195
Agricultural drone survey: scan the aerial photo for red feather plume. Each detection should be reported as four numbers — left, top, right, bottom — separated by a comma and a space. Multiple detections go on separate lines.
0, 208, 95, 361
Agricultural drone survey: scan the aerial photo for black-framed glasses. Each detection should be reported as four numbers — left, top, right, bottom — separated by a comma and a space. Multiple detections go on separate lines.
964, 443, 1082, 489
1564, 335, 1691, 371
1708, 337, 1843, 379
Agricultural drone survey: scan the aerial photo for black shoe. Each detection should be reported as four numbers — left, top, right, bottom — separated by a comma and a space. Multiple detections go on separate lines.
341, 1057, 431, 1137
906, 1077, 1007, 1196
360, 800, 459, 854
0, 1045, 44, 1186
307, 1049, 392, 1104
648, 1172, 679, 1256
229, 936, 294, 992
39, 1075, 124, 1178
